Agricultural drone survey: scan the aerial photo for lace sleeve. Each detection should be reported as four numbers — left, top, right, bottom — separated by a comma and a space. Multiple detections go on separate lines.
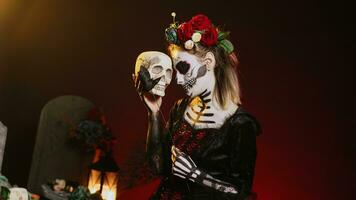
160, 98, 188, 176
228, 114, 261, 199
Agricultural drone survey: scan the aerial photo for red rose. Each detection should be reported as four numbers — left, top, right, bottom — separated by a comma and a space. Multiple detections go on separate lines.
177, 22, 194, 42
190, 14, 212, 31
201, 27, 218, 46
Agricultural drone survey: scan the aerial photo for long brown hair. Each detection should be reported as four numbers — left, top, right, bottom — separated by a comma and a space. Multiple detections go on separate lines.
168, 44, 242, 109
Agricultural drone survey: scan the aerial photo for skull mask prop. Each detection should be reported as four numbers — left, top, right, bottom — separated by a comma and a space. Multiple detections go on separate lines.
135, 51, 173, 97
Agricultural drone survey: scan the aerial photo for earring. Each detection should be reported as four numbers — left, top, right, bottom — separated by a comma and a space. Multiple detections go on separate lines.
206, 61, 212, 71
205, 62, 210, 70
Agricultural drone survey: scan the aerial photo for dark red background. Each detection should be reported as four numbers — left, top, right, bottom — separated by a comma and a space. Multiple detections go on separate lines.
0, 0, 354, 199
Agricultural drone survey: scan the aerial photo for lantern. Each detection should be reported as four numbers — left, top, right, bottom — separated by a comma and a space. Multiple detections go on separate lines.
88, 152, 119, 200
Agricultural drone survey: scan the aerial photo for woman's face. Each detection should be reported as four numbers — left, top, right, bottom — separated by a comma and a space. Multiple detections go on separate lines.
171, 49, 215, 97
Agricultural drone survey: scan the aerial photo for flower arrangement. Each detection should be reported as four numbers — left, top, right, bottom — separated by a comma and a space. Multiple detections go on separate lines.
0, 175, 36, 200
72, 107, 115, 152
165, 13, 234, 54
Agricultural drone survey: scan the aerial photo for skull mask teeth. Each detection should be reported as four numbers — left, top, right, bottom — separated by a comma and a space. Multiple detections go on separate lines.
172, 50, 213, 97
176, 64, 207, 96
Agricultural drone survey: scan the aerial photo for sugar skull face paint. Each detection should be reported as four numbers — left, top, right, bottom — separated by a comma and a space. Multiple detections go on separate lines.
171, 50, 214, 97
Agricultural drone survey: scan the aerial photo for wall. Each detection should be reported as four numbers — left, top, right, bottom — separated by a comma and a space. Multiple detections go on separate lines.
0, 0, 354, 199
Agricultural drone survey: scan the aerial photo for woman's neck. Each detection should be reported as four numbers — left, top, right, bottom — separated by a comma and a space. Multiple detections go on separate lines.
185, 88, 238, 129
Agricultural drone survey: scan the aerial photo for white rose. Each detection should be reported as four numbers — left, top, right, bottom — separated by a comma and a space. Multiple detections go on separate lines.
191, 32, 202, 42
184, 40, 194, 50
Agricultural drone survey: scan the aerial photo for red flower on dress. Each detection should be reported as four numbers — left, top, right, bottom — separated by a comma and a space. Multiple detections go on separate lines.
186, 142, 198, 154
196, 131, 206, 140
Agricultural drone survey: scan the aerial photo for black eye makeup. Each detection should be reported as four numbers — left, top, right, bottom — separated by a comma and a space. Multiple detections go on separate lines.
175, 61, 190, 75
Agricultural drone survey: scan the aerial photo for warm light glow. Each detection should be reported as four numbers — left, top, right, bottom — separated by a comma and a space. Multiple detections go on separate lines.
88, 183, 100, 194
88, 170, 100, 193
88, 184, 117, 200
88, 170, 118, 200
101, 185, 116, 200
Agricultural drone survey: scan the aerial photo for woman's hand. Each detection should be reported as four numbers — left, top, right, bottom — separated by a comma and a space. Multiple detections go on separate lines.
171, 146, 197, 180
141, 93, 162, 114
132, 66, 162, 114
171, 146, 238, 194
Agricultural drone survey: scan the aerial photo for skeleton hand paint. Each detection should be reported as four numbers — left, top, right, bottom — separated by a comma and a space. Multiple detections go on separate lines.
171, 146, 238, 194
134, 51, 173, 97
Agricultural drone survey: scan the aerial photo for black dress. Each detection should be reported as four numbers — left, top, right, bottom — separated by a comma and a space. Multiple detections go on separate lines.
150, 98, 261, 200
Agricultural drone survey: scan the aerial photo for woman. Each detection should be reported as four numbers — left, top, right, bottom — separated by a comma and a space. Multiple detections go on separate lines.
134, 14, 261, 200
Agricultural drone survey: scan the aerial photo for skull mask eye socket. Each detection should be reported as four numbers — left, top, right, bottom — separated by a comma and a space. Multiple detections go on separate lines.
166, 69, 172, 80
151, 65, 163, 74
175, 61, 190, 75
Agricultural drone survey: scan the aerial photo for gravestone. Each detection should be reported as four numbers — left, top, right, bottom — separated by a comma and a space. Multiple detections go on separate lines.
0, 121, 7, 173
27, 96, 95, 194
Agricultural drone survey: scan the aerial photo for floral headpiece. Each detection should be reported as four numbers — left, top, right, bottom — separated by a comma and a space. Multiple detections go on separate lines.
165, 13, 234, 54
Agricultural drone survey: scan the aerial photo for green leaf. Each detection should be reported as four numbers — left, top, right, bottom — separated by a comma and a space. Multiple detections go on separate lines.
218, 31, 230, 41
219, 39, 234, 54
0, 186, 10, 200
